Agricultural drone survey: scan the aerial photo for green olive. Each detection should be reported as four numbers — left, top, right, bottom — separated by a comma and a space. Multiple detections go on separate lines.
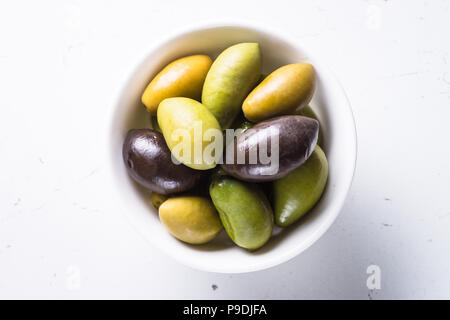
141, 55, 212, 115
243, 63, 315, 122
209, 176, 273, 250
159, 196, 222, 244
157, 97, 222, 170
273, 145, 328, 227
295, 105, 323, 146
151, 192, 168, 208
202, 43, 261, 128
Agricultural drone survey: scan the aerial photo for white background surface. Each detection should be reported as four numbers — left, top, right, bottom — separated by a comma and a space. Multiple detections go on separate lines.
0, 0, 449, 299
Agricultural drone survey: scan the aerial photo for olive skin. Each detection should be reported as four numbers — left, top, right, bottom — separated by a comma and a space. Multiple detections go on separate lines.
159, 196, 222, 244
237, 120, 253, 133
243, 63, 315, 122
151, 192, 168, 208
202, 43, 261, 128
209, 176, 273, 250
150, 116, 161, 133
122, 129, 202, 195
141, 55, 212, 115
221, 115, 319, 182
295, 105, 323, 146
230, 111, 253, 130
157, 97, 222, 170
230, 112, 253, 137
273, 145, 328, 227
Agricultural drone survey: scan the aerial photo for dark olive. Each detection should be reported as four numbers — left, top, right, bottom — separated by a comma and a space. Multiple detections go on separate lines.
220, 115, 319, 182
122, 129, 202, 195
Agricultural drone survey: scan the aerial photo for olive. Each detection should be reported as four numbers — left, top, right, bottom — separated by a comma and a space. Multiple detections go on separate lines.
295, 105, 323, 146
151, 192, 168, 208
230, 111, 247, 129
159, 196, 222, 244
273, 145, 328, 227
141, 55, 212, 115
122, 129, 202, 195
230, 111, 253, 135
157, 97, 222, 170
237, 120, 253, 133
150, 116, 161, 133
243, 63, 315, 122
257, 73, 267, 84
202, 43, 261, 128
221, 115, 319, 182
209, 176, 273, 250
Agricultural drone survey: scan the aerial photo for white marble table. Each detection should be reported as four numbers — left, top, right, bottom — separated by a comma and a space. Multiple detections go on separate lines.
0, 0, 449, 299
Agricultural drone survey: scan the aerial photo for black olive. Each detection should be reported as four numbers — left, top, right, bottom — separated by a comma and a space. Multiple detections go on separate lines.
221, 116, 319, 182
122, 129, 202, 195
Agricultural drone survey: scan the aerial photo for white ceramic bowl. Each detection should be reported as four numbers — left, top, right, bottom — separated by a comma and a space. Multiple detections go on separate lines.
108, 23, 357, 273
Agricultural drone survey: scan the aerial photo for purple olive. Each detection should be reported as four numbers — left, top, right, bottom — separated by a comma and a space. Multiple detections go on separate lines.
122, 129, 202, 195
220, 115, 319, 182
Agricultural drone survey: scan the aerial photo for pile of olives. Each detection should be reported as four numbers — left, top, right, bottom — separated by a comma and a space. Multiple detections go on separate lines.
123, 43, 328, 250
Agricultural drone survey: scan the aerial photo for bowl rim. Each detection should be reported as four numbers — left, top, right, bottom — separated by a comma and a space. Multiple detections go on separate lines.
107, 20, 358, 273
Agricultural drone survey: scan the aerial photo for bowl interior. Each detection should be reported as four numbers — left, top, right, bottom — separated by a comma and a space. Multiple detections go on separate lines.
109, 25, 356, 273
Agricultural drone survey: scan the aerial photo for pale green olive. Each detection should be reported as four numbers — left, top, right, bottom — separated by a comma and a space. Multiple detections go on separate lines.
273, 145, 328, 227
243, 63, 315, 122
157, 97, 222, 170
202, 43, 261, 128
159, 196, 222, 244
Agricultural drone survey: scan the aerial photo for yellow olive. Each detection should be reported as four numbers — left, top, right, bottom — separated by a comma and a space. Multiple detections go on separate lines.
159, 196, 222, 244
141, 55, 212, 115
151, 192, 168, 208
243, 63, 315, 122
157, 97, 222, 170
